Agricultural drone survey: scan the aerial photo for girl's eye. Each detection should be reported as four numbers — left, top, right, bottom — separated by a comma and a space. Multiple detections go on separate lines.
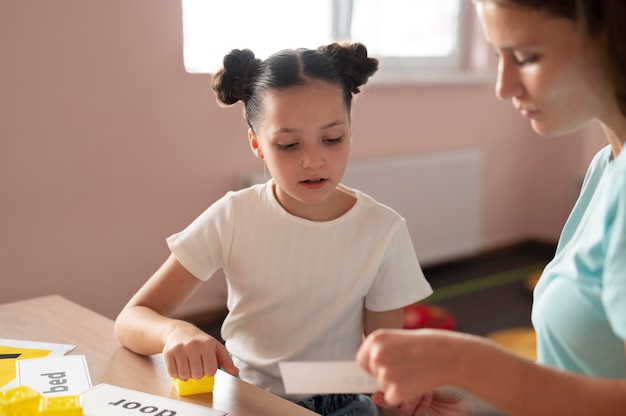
277, 143, 297, 151
325, 137, 343, 145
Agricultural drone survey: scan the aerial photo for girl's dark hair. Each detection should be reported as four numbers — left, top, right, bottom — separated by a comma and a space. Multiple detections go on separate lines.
211, 42, 379, 132
485, 0, 626, 116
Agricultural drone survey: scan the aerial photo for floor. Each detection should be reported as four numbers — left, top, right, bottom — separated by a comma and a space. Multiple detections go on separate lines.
197, 240, 556, 340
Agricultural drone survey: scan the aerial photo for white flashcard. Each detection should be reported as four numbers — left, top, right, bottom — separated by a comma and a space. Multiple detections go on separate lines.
0, 338, 75, 389
279, 361, 380, 394
0, 338, 75, 356
16, 355, 92, 396
82, 384, 226, 416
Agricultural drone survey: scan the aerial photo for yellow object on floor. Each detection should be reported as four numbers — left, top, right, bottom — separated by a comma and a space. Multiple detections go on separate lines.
172, 375, 215, 396
524, 271, 542, 292
486, 327, 537, 361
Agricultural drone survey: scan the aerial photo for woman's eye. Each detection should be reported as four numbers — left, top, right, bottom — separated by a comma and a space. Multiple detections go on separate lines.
514, 54, 539, 66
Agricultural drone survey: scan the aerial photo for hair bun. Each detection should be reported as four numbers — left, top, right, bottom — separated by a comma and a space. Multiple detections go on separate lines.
212, 49, 261, 105
319, 42, 379, 94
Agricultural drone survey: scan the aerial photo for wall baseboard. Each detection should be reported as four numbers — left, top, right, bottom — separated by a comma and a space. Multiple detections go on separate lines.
422, 238, 557, 272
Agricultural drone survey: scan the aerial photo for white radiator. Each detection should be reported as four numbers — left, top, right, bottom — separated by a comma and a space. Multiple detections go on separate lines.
240, 149, 482, 266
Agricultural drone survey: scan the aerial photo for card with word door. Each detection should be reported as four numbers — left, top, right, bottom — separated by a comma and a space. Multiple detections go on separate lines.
82, 384, 226, 416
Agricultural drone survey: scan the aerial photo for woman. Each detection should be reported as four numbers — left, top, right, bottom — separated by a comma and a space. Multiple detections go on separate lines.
357, 1, 626, 415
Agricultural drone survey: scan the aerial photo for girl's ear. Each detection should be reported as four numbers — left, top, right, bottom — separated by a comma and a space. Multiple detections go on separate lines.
248, 128, 263, 159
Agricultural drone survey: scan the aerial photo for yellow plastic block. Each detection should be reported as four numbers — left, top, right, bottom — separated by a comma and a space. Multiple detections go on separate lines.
40, 395, 83, 416
172, 375, 214, 396
0, 385, 41, 416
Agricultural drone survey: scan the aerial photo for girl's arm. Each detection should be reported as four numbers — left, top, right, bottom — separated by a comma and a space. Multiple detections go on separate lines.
114, 254, 238, 379
358, 329, 626, 416
364, 308, 405, 335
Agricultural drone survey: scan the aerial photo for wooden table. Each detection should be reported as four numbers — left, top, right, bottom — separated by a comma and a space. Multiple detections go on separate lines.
0, 295, 317, 415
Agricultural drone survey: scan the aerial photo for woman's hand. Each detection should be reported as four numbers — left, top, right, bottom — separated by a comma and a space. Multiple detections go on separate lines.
357, 328, 472, 406
162, 321, 239, 380
373, 388, 473, 416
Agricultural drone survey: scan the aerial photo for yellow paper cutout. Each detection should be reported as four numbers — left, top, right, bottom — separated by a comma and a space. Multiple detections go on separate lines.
0, 346, 51, 389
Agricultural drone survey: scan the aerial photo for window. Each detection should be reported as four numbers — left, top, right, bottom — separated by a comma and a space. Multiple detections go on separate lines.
182, 0, 471, 83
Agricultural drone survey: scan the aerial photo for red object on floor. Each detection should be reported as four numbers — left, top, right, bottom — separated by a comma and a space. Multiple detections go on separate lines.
403, 303, 457, 330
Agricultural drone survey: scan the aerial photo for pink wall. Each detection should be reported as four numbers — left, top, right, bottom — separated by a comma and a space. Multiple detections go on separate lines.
0, 1, 603, 318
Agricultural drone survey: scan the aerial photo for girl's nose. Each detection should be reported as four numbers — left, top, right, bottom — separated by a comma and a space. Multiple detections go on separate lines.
495, 56, 525, 101
302, 146, 325, 169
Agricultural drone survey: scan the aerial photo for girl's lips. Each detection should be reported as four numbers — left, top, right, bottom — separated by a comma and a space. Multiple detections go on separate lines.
300, 178, 328, 189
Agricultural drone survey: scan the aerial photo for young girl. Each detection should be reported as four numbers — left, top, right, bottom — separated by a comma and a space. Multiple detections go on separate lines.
357, 1, 626, 415
115, 42, 432, 416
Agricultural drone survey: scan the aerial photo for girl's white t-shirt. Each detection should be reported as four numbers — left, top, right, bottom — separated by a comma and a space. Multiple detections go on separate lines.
167, 180, 432, 396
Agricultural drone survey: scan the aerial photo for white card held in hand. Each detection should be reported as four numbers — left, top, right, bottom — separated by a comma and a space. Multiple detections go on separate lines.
279, 361, 379, 394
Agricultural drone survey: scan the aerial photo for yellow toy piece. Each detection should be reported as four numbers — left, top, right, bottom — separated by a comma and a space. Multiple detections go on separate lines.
172, 375, 214, 396
40, 395, 83, 416
0, 385, 41, 416
0, 385, 83, 416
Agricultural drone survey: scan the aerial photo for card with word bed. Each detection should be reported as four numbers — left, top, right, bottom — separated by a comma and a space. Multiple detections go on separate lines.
0, 338, 75, 389
16, 355, 92, 396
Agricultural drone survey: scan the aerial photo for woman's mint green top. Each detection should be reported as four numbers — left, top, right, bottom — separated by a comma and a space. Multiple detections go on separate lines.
532, 145, 626, 378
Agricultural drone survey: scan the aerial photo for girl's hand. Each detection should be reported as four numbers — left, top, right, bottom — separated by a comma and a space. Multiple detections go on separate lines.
162, 321, 239, 380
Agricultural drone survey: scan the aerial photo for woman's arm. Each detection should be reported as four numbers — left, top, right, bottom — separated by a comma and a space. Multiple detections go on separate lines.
114, 254, 238, 379
364, 308, 429, 416
358, 329, 626, 416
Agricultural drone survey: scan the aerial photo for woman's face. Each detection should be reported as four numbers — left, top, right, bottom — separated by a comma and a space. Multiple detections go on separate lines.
476, 1, 614, 136
249, 80, 351, 220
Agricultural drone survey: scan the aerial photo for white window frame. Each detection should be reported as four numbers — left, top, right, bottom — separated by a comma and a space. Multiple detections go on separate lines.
182, 0, 493, 86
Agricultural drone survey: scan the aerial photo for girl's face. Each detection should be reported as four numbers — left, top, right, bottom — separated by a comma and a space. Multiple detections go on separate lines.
476, 1, 614, 136
249, 80, 352, 220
